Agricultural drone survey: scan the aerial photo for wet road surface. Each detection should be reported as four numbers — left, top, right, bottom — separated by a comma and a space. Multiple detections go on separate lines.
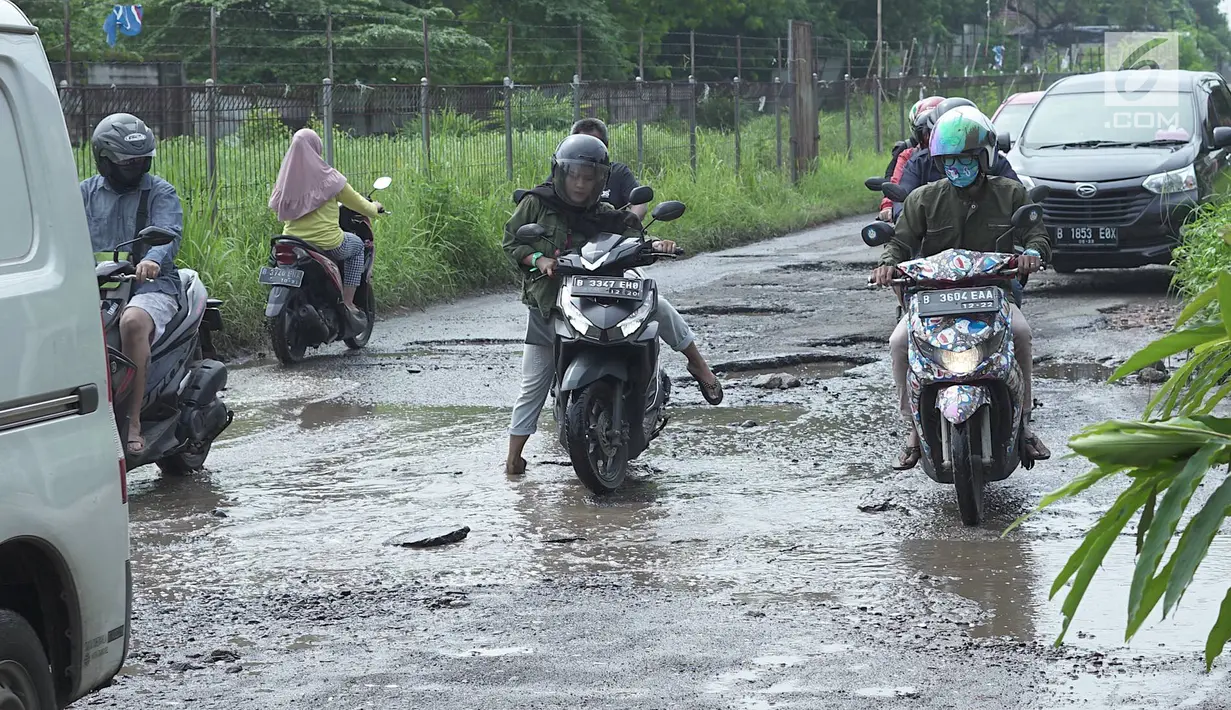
86, 216, 1231, 708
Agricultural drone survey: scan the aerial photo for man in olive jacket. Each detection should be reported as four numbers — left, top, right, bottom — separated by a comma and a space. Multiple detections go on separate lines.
872, 106, 1052, 471
500, 134, 723, 476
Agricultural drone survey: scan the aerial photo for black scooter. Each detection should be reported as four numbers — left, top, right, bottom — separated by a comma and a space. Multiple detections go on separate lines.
95, 226, 232, 474
261, 176, 391, 364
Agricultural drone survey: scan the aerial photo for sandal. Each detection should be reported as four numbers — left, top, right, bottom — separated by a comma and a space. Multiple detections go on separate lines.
688, 364, 724, 405
894, 445, 921, 470
1022, 432, 1051, 461
126, 433, 145, 457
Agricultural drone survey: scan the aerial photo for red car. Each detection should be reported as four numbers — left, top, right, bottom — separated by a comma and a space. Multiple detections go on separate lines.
991, 90, 1043, 146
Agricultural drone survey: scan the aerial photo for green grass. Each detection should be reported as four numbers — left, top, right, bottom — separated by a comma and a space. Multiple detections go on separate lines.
86, 113, 886, 354
1174, 199, 1231, 301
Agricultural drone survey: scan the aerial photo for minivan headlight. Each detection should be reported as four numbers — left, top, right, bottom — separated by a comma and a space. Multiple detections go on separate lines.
1143, 164, 1197, 194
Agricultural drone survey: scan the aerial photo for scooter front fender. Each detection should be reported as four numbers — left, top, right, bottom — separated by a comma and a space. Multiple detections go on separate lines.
937, 384, 990, 425
560, 350, 630, 393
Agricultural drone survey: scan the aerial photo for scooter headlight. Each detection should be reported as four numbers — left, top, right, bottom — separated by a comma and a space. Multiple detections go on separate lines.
617, 291, 655, 337
560, 282, 596, 336
938, 347, 982, 375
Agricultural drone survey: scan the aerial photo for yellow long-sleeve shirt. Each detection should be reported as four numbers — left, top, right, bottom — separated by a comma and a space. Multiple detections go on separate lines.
282, 184, 379, 251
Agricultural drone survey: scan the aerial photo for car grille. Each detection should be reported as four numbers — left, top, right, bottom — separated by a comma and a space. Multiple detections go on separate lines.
1042, 187, 1154, 226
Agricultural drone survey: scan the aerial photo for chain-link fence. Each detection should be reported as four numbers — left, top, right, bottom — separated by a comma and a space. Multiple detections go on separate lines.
59, 71, 1088, 215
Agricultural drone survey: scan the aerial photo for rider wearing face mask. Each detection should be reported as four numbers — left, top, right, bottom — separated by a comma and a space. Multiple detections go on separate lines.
870, 106, 1052, 470
79, 112, 184, 458
502, 134, 723, 476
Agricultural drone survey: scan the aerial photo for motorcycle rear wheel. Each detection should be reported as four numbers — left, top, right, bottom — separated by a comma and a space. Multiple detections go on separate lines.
565, 380, 629, 494
951, 411, 986, 526
270, 304, 306, 365
157, 443, 211, 476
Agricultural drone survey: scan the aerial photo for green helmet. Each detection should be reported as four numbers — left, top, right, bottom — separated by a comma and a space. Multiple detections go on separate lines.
929, 106, 997, 188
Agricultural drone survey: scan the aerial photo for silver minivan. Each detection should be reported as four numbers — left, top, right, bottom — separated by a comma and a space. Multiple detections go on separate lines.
0, 1, 132, 708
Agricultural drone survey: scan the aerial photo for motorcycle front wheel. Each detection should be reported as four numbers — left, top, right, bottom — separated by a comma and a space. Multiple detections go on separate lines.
565, 380, 629, 494
344, 282, 376, 349
951, 410, 986, 526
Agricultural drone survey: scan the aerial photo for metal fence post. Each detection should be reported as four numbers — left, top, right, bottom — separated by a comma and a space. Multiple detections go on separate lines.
733, 76, 741, 177
635, 76, 644, 174
874, 73, 882, 153
774, 76, 783, 171
205, 78, 218, 221
844, 73, 852, 161
420, 77, 431, 179
322, 78, 334, 166
897, 71, 905, 141
504, 76, 514, 182
688, 75, 697, 179
572, 74, 580, 123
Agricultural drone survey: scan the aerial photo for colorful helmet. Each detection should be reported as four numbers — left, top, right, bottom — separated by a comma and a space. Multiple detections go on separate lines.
910, 96, 944, 145
929, 106, 997, 187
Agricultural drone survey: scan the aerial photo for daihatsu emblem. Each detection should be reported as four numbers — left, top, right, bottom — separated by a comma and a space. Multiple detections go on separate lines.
1075, 183, 1098, 198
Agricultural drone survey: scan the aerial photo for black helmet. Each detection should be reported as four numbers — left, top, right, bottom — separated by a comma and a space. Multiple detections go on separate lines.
550, 133, 610, 209
92, 112, 156, 190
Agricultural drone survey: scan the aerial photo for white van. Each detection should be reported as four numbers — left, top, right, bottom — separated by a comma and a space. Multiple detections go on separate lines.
0, 1, 132, 708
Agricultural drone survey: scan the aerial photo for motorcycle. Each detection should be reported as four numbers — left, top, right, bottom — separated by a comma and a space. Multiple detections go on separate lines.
261, 176, 391, 364
95, 226, 233, 475
512, 185, 684, 493
861, 196, 1047, 525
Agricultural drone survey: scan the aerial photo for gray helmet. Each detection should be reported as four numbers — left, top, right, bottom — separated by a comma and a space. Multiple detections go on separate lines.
91, 112, 156, 164
550, 133, 610, 209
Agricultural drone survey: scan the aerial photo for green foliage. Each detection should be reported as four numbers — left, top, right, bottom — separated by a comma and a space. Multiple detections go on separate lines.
234, 107, 290, 146
1012, 271, 1231, 671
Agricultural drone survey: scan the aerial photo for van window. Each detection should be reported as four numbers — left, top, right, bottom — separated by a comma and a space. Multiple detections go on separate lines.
0, 93, 34, 261
1208, 82, 1231, 129
1018, 91, 1198, 148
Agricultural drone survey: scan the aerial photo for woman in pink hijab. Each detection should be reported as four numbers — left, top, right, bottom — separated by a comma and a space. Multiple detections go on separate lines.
269, 128, 382, 321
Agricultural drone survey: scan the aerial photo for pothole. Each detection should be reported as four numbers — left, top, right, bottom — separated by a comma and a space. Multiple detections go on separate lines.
708, 353, 874, 377
677, 304, 796, 316
775, 261, 877, 273
1034, 361, 1115, 383
802, 334, 885, 347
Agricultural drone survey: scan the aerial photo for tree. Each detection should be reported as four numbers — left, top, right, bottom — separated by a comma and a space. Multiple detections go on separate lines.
1011, 272, 1231, 671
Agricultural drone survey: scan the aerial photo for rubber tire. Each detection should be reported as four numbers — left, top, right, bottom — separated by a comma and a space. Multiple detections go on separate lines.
344, 283, 376, 350
0, 610, 56, 710
1053, 265, 1077, 274
951, 414, 985, 526
565, 380, 629, 494
269, 307, 305, 365
156, 443, 210, 476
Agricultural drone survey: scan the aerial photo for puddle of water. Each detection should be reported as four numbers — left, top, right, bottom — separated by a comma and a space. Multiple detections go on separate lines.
668, 404, 809, 429
441, 647, 534, 658
1035, 361, 1115, 383
711, 354, 871, 377
854, 686, 919, 698
723, 360, 857, 381
897, 536, 1231, 655
288, 634, 330, 650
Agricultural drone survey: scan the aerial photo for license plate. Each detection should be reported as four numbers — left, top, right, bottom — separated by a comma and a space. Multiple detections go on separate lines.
916, 287, 1003, 317
1053, 226, 1119, 247
259, 266, 303, 287
570, 276, 644, 299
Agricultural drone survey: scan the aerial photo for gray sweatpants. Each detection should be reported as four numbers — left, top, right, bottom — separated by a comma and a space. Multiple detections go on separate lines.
509, 296, 695, 436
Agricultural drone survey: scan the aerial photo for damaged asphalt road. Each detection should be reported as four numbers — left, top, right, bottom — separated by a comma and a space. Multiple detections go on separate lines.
85, 216, 1231, 709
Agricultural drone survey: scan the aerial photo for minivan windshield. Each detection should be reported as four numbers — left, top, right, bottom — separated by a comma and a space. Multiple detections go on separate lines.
1018, 91, 1196, 149
992, 103, 1034, 142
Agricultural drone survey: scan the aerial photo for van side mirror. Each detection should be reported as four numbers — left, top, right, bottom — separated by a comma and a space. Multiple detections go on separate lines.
861, 221, 894, 247
515, 223, 547, 241
1028, 185, 1051, 202
1214, 126, 1231, 149
864, 176, 886, 191
880, 182, 910, 203
628, 185, 654, 205
138, 225, 177, 247
650, 200, 686, 222
1011, 203, 1043, 229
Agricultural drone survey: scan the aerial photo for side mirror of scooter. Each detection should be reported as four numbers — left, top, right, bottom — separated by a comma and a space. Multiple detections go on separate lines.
627, 185, 654, 206
138, 225, 178, 247
1011, 203, 1044, 229
861, 221, 894, 247
1028, 184, 1051, 202
864, 176, 887, 191
649, 200, 686, 222
997, 131, 1011, 153
372, 176, 392, 191
515, 223, 547, 242
880, 182, 910, 203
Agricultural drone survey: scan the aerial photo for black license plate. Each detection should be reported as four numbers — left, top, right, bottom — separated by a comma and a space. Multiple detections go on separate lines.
259, 266, 304, 287
570, 276, 644, 299
916, 287, 1003, 317
1053, 226, 1119, 247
